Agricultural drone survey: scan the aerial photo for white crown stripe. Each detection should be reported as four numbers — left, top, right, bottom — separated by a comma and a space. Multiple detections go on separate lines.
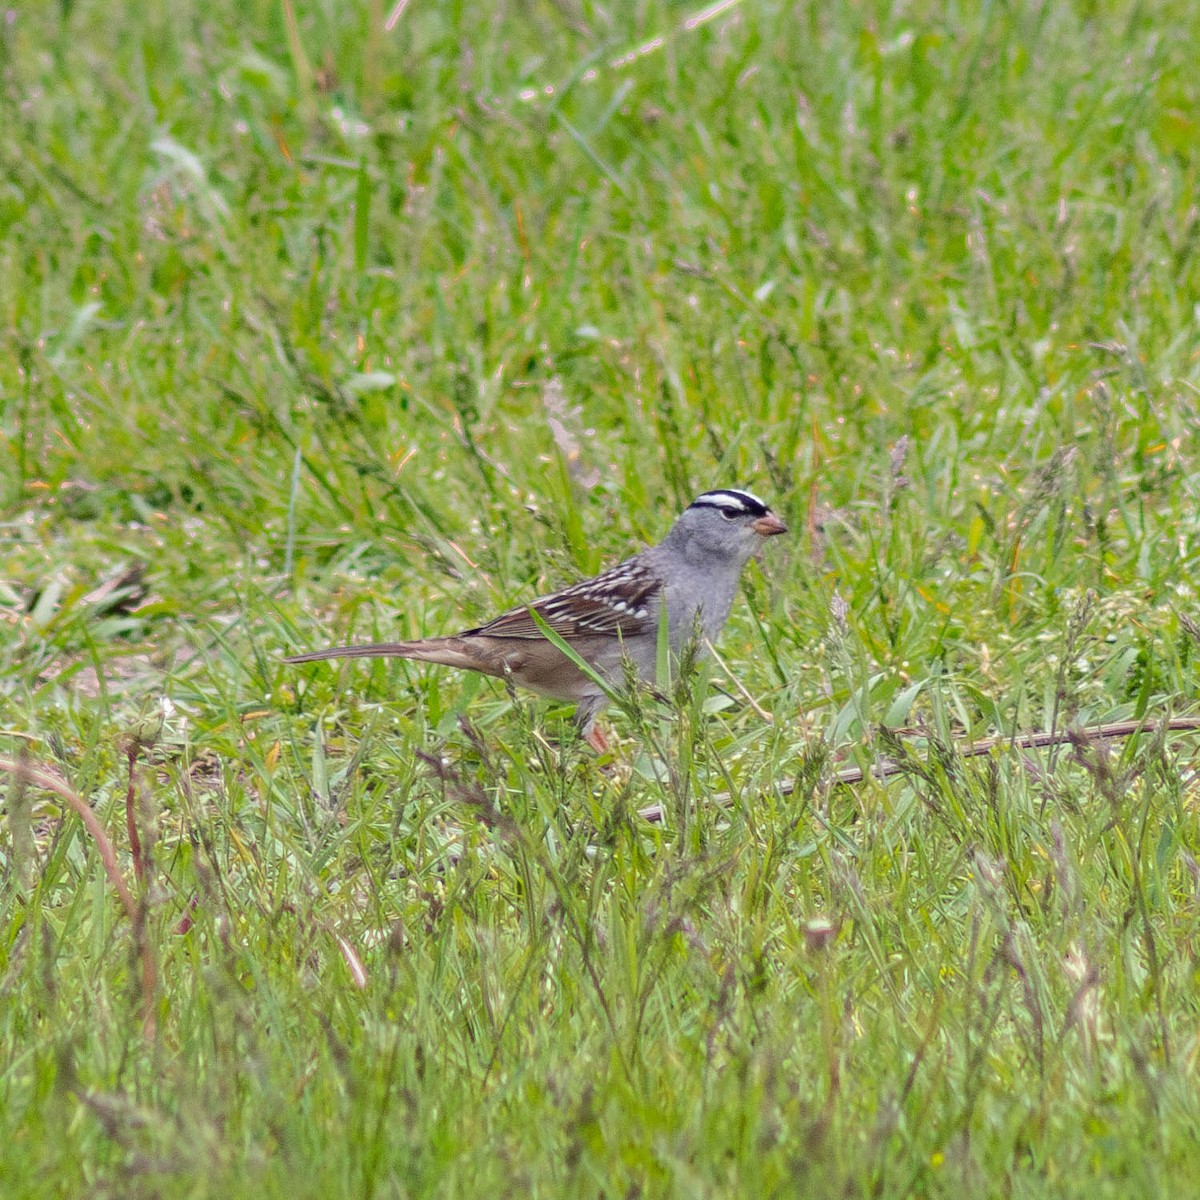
690, 488, 768, 514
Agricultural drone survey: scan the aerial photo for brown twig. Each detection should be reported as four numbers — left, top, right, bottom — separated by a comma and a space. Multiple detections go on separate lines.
636, 717, 1200, 824
0, 754, 157, 1036
124, 742, 145, 886
822, 718, 1200, 787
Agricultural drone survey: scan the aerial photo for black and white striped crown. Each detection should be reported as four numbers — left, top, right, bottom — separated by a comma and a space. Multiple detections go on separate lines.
687, 488, 771, 518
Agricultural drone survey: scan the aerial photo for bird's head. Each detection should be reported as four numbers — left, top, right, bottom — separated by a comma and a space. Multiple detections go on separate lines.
670, 488, 788, 564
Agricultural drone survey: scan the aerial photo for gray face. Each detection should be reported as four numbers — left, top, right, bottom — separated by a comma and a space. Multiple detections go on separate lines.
670, 488, 787, 565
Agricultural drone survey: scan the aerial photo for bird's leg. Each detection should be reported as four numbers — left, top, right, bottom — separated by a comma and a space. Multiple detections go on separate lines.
573, 694, 610, 753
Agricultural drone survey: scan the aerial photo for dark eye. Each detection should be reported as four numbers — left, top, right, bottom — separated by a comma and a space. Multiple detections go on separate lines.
721, 509, 738, 520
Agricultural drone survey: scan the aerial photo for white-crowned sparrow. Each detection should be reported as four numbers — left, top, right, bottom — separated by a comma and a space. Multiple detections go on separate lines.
285, 488, 787, 746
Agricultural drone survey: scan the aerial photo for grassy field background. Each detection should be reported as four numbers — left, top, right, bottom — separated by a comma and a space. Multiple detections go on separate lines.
3, 0, 1200, 1194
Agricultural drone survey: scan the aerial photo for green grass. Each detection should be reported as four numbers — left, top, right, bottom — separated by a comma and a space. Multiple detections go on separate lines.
4, 0, 1200, 1194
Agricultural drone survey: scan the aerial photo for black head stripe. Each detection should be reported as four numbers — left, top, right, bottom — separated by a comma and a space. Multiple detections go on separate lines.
688, 488, 770, 518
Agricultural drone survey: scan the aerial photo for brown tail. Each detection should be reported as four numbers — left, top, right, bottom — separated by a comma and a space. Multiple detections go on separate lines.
284, 642, 423, 663
283, 638, 500, 675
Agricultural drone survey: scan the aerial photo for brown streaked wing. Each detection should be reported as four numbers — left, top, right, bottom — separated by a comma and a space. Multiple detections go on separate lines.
465, 561, 661, 641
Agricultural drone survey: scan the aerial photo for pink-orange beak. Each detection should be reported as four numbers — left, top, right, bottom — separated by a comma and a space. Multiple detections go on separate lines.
752, 512, 788, 537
